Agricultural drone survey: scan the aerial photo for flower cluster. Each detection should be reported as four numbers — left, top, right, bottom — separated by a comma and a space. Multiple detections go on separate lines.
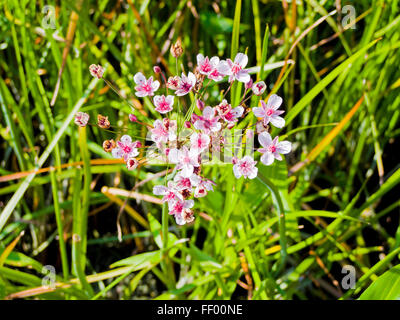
78, 48, 292, 226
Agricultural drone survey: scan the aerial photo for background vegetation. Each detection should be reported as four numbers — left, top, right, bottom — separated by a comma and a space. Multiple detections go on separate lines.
1, 0, 400, 300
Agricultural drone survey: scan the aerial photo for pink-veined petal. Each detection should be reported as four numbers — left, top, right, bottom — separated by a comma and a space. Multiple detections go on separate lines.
120, 135, 132, 144
168, 148, 180, 163
267, 94, 283, 110
236, 70, 250, 83
261, 152, 274, 166
258, 131, 272, 147
277, 141, 292, 154
248, 167, 258, 179
270, 115, 285, 128
253, 107, 266, 118
134, 72, 146, 85
234, 53, 248, 68
274, 153, 283, 161
153, 185, 168, 196
232, 164, 242, 179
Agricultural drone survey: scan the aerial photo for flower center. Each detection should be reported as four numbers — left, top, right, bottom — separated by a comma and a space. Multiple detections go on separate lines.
232, 64, 242, 74
269, 145, 277, 153
266, 108, 274, 116
122, 145, 132, 154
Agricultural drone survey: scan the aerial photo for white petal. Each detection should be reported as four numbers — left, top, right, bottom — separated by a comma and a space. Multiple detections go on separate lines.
277, 141, 292, 154
253, 107, 266, 118
181, 164, 194, 177
197, 53, 205, 65
203, 106, 215, 119
274, 153, 283, 161
111, 148, 123, 159
120, 135, 132, 144
166, 95, 174, 105
235, 53, 248, 68
248, 167, 258, 179
232, 106, 244, 118
184, 199, 194, 209
168, 148, 180, 163
258, 131, 272, 147
270, 115, 285, 128
188, 72, 197, 85
153, 185, 168, 196
135, 90, 147, 97
151, 80, 160, 91
175, 213, 185, 225
134, 72, 146, 85
261, 152, 274, 166
153, 95, 163, 106
236, 70, 250, 83
267, 94, 283, 110
233, 164, 242, 179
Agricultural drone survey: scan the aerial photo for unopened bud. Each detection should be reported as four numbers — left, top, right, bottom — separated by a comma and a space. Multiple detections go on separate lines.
129, 114, 137, 122
170, 38, 183, 58
245, 78, 253, 90
153, 66, 162, 74
74, 112, 89, 127
89, 64, 104, 79
97, 114, 110, 129
103, 139, 116, 152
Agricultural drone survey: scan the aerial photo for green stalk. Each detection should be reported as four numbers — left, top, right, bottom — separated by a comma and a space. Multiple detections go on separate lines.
50, 169, 69, 281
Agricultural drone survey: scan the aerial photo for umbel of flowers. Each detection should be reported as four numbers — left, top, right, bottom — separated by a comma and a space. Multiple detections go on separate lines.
79, 43, 291, 226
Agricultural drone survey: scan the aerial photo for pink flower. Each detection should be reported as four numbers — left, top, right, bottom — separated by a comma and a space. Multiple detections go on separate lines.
258, 132, 291, 166
252, 81, 266, 96
194, 178, 216, 198
232, 155, 258, 179
168, 146, 200, 177
190, 132, 210, 153
126, 158, 139, 170
207, 57, 230, 82
174, 208, 195, 225
154, 95, 174, 114
175, 72, 196, 96
112, 135, 140, 161
196, 54, 214, 75
153, 181, 183, 203
193, 106, 221, 134
168, 199, 194, 217
174, 172, 200, 191
74, 112, 89, 127
167, 76, 180, 90
150, 119, 176, 145
252, 94, 285, 128
221, 106, 244, 124
227, 53, 250, 83
134, 72, 160, 97
89, 64, 104, 79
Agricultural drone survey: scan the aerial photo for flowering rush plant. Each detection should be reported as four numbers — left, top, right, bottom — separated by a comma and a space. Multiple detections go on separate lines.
76, 42, 291, 226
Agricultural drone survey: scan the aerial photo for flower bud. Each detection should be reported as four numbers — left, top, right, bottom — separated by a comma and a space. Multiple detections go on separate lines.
170, 38, 183, 58
126, 158, 139, 170
153, 66, 162, 74
245, 78, 253, 90
103, 139, 116, 152
129, 114, 137, 122
97, 114, 110, 129
89, 64, 104, 79
74, 112, 89, 127
252, 81, 266, 96
196, 99, 205, 111
184, 121, 191, 128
